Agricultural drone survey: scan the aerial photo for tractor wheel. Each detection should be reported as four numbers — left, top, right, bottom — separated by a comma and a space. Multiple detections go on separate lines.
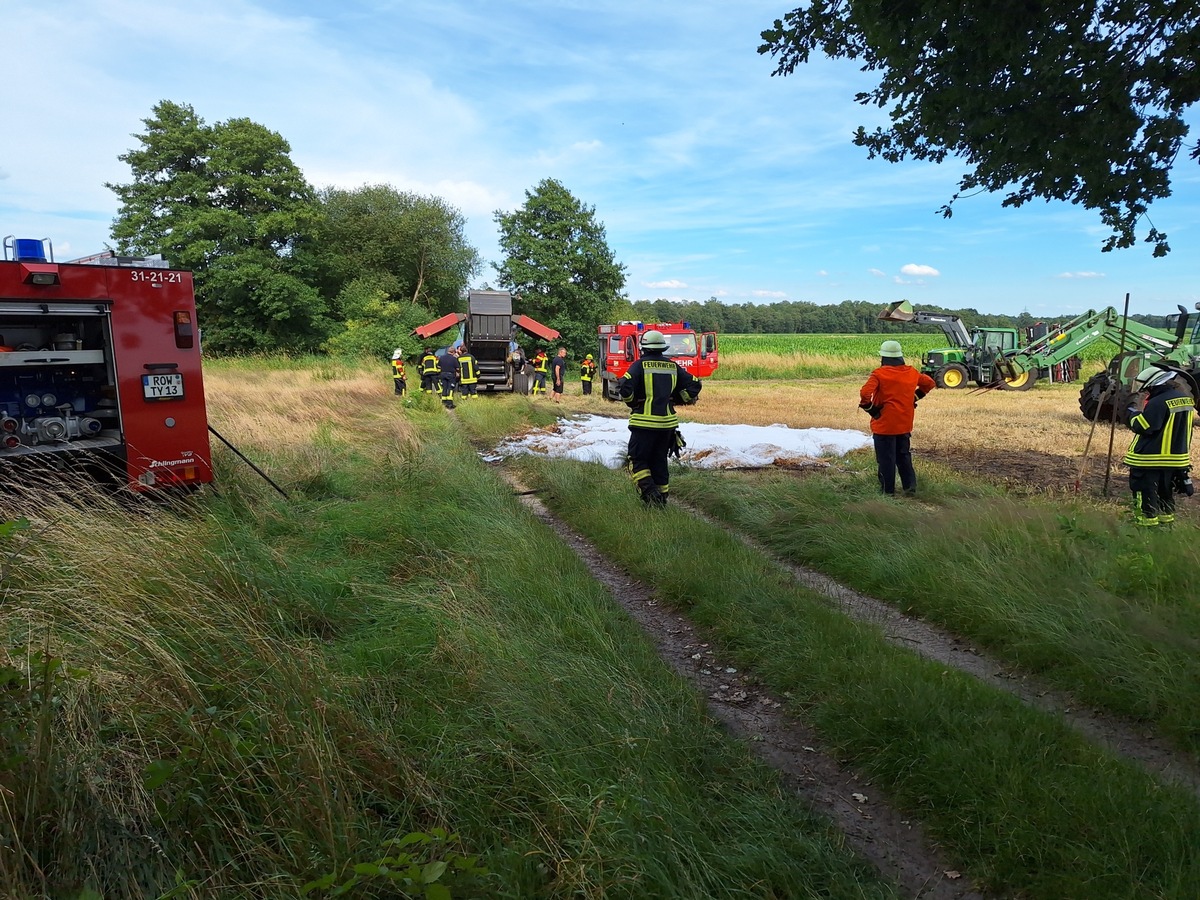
935, 363, 969, 389
1078, 371, 1112, 422
1000, 367, 1038, 391
1078, 371, 1139, 425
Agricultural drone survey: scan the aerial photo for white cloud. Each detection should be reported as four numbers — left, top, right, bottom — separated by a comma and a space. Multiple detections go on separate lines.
1054, 271, 1106, 279
752, 289, 787, 298
900, 263, 940, 277
868, 268, 887, 278
646, 279, 688, 289
817, 269, 828, 276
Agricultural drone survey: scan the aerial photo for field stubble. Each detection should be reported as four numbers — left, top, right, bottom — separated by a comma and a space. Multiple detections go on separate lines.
677, 377, 1200, 496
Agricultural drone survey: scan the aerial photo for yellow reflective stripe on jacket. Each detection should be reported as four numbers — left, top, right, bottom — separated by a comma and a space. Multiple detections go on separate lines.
1124, 395, 1194, 467
623, 359, 680, 429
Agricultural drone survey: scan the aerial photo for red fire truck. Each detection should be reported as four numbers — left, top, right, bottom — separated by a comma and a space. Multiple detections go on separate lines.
597, 320, 719, 400
0, 236, 213, 492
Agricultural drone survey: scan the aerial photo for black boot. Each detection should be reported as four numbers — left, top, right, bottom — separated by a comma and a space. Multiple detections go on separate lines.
640, 484, 665, 507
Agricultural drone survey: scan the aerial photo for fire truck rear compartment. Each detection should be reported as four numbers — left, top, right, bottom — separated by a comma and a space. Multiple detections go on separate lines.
0, 304, 123, 463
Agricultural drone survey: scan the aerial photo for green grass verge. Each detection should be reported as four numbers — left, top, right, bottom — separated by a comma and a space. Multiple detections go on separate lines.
0, 398, 894, 898
514, 454, 1200, 899
666, 458, 1200, 759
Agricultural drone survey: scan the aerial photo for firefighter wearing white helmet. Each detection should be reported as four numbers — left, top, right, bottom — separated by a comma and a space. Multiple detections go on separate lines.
859, 339, 937, 496
1124, 365, 1195, 526
618, 329, 702, 506
390, 349, 407, 396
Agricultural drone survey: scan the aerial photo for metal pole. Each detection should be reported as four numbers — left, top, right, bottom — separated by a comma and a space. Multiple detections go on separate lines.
207, 424, 290, 499
1102, 293, 1132, 497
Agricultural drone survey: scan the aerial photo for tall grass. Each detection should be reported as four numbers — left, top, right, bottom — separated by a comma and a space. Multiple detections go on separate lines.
515, 454, 1200, 898
0, 361, 895, 898
671, 461, 1200, 756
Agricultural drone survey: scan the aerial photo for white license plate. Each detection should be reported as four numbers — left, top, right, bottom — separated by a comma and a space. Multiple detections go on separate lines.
143, 373, 184, 399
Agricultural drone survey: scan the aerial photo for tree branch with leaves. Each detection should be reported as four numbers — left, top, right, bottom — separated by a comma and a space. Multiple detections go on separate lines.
760, 1, 1200, 256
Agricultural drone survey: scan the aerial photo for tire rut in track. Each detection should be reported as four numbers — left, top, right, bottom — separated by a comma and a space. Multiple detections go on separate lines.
500, 469, 986, 900
679, 502, 1200, 801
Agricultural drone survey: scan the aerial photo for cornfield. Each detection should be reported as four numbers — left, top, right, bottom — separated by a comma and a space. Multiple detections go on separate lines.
713, 333, 1114, 380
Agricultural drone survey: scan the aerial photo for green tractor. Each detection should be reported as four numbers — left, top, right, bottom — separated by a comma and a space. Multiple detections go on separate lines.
877, 300, 1076, 390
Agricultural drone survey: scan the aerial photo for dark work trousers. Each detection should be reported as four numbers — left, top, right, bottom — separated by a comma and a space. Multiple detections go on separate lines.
1129, 467, 1176, 521
628, 428, 676, 497
439, 374, 457, 405
873, 432, 915, 495
582, 380, 592, 395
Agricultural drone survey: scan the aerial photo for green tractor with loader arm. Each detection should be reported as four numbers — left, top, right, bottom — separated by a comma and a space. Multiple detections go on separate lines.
880, 300, 1200, 425
878, 300, 1080, 390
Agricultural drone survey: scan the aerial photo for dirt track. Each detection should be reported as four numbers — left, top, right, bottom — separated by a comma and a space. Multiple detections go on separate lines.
496, 379, 1200, 897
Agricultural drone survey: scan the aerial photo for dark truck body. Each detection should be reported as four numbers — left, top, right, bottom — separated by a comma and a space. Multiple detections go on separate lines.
412, 291, 559, 392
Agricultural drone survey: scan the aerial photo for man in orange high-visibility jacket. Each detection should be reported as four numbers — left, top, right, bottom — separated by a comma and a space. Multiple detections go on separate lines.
859, 339, 936, 496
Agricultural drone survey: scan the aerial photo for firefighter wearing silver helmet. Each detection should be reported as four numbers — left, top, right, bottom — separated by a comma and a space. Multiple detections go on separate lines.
618, 329, 702, 506
1124, 365, 1195, 526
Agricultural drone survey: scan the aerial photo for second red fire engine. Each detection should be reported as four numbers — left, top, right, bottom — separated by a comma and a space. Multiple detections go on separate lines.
597, 321, 719, 400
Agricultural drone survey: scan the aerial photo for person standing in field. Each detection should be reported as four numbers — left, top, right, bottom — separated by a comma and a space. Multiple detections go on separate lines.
551, 347, 567, 402
859, 339, 936, 496
457, 346, 479, 398
390, 349, 407, 396
420, 347, 439, 394
532, 349, 549, 396
580, 353, 597, 395
437, 346, 459, 409
1124, 366, 1195, 526
619, 329, 701, 507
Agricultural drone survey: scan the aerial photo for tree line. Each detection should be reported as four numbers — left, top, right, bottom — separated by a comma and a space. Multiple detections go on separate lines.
626, 298, 1176, 336
108, 101, 626, 360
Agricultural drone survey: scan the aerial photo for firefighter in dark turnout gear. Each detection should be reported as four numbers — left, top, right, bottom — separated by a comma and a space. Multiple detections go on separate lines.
580, 354, 597, 395
618, 329, 701, 506
1124, 366, 1195, 526
420, 348, 439, 393
457, 347, 479, 398
437, 347, 459, 409
532, 349, 549, 396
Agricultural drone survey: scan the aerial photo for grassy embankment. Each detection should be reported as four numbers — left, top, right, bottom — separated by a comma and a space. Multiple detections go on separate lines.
0, 356, 895, 899
511, 447, 1200, 899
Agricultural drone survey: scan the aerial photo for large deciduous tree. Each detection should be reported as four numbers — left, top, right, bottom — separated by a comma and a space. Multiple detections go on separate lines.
493, 179, 627, 357
308, 184, 480, 316
760, 2, 1200, 256
108, 100, 328, 351
301, 184, 481, 358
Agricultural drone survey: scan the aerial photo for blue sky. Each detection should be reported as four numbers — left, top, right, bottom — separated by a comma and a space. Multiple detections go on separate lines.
3, 0, 1198, 319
